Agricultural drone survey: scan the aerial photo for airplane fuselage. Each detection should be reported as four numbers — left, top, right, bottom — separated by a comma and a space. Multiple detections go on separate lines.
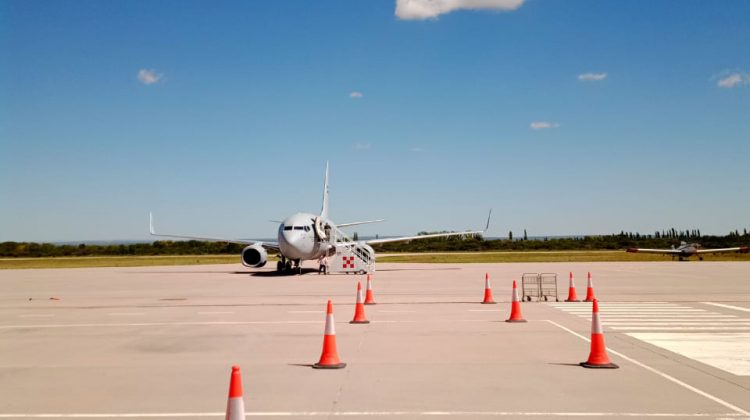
277, 212, 328, 261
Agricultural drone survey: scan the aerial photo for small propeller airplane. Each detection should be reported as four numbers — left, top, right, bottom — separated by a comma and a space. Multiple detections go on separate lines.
150, 163, 490, 274
627, 241, 749, 261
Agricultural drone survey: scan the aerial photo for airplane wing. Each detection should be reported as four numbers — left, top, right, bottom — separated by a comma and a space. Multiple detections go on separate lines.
363, 209, 491, 245
696, 246, 749, 254
364, 229, 485, 245
149, 213, 280, 251
336, 219, 385, 228
626, 248, 682, 254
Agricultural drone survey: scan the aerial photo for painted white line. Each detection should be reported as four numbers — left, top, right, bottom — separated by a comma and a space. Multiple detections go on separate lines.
0, 411, 742, 418
197, 311, 234, 315
377, 310, 417, 313
545, 320, 750, 416
551, 305, 684, 308
573, 315, 736, 319
605, 322, 750, 326
19, 314, 54, 318
611, 326, 750, 331
558, 309, 707, 312
702, 302, 750, 313
288, 311, 322, 314
0, 321, 322, 329
468, 309, 501, 312
108, 313, 144, 316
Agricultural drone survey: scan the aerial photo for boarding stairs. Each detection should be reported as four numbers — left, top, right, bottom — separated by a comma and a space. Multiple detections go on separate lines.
326, 224, 375, 274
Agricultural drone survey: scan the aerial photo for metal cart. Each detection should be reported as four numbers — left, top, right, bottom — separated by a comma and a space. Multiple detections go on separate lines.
539, 273, 559, 302
521, 273, 541, 302
521, 273, 559, 302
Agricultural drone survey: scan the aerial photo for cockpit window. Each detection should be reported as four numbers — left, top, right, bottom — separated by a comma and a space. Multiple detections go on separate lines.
293, 226, 304, 230
304, 226, 310, 232
283, 226, 293, 231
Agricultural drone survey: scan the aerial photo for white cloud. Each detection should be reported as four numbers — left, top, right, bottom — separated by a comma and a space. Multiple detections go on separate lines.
137, 69, 162, 85
578, 72, 607, 81
350, 91, 363, 98
530, 121, 559, 130
354, 142, 371, 150
410, 147, 425, 153
395, 0, 525, 20
716, 72, 749, 88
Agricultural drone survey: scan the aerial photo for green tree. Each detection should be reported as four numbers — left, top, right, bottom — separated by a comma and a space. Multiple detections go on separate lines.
523, 229, 528, 240
508, 231, 513, 241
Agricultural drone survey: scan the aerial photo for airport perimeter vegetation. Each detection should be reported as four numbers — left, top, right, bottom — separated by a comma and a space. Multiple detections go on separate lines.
2, 229, 749, 268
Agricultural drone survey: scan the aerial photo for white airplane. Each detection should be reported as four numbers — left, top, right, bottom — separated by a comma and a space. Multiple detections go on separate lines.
149, 163, 490, 274
627, 241, 749, 261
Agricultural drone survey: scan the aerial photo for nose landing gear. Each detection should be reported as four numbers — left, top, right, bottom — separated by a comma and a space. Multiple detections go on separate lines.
276, 256, 302, 275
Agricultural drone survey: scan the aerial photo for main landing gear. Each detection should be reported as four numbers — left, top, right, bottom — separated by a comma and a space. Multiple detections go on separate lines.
276, 256, 302, 275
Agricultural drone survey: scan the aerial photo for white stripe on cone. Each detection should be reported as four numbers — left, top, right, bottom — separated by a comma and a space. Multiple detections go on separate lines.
512, 285, 519, 302
592, 309, 603, 334
324, 313, 335, 335
485, 276, 491, 290
225, 398, 244, 420
587, 273, 594, 288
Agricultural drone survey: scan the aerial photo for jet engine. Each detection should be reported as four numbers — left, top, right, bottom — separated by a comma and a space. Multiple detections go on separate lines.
241, 244, 267, 267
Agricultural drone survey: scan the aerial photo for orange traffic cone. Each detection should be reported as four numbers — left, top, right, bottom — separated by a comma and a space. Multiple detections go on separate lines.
584, 272, 595, 302
482, 272, 496, 304
350, 282, 370, 324
580, 299, 619, 369
565, 272, 580, 302
313, 300, 346, 369
364, 274, 376, 305
225, 365, 245, 420
506, 280, 527, 323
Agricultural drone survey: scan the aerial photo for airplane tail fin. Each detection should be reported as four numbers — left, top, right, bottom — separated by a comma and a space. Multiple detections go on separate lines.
320, 162, 330, 220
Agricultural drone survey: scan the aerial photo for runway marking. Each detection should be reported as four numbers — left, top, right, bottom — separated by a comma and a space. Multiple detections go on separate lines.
545, 320, 750, 416
108, 313, 144, 316
565, 315, 736, 319
0, 320, 323, 329
198, 311, 234, 315
0, 411, 743, 418
606, 323, 750, 327
557, 309, 708, 313
468, 309, 501, 312
287, 310, 322, 314
702, 302, 750, 313
627, 332, 750, 376
611, 326, 750, 331
377, 310, 417, 313
19, 314, 55, 318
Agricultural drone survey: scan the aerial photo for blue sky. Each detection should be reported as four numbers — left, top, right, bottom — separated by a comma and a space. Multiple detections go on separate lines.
1, 0, 749, 242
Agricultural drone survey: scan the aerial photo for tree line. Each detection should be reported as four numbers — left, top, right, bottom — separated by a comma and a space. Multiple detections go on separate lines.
1, 228, 748, 257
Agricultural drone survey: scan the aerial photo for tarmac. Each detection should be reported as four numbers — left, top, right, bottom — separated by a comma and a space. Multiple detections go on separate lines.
0, 261, 749, 419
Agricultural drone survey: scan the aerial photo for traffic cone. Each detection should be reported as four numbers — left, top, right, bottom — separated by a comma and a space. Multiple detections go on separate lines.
565, 272, 580, 302
350, 282, 370, 324
313, 300, 346, 369
364, 274, 376, 305
580, 299, 619, 369
225, 365, 245, 420
584, 272, 596, 302
482, 272, 496, 304
505, 280, 527, 323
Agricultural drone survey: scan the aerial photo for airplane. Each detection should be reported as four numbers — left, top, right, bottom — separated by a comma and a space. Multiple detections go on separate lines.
149, 163, 490, 274
626, 242, 749, 261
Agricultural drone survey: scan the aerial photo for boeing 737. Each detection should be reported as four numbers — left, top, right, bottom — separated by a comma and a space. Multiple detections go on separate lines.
149, 163, 489, 274
627, 242, 749, 261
